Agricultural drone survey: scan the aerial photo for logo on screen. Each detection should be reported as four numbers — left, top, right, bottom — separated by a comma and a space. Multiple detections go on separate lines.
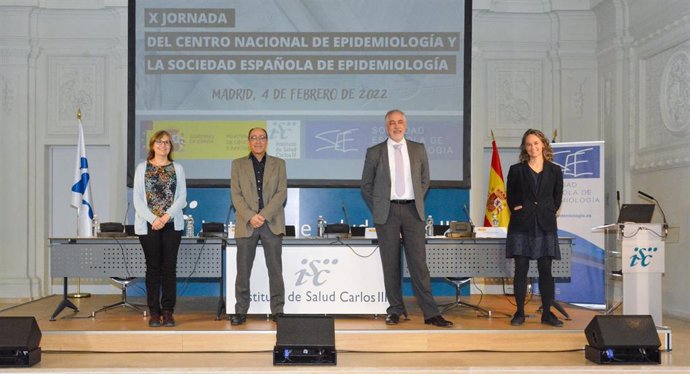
294, 258, 339, 286
552, 146, 600, 179
315, 129, 359, 153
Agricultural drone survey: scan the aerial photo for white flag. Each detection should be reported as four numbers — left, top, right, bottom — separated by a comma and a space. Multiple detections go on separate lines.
70, 119, 94, 237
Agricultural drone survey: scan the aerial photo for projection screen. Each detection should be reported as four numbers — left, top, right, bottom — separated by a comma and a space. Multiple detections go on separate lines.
128, 0, 472, 187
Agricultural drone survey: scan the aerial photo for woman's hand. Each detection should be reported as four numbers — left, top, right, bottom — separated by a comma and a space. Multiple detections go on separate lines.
159, 213, 170, 225
151, 216, 165, 230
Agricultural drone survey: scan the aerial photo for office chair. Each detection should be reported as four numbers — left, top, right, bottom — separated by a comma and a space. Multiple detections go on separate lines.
438, 277, 492, 317
91, 277, 147, 318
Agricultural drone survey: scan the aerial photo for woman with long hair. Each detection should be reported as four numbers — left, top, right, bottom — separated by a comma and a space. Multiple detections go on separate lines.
505, 129, 564, 327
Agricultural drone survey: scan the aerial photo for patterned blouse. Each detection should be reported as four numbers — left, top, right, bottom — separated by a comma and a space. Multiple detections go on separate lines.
145, 162, 177, 218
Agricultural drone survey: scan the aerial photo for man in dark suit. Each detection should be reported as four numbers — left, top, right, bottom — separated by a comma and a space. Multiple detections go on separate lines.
361, 109, 452, 327
230, 127, 287, 325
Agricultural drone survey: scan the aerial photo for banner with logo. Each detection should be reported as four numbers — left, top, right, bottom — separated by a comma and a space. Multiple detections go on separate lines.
550, 141, 605, 305
226, 244, 388, 314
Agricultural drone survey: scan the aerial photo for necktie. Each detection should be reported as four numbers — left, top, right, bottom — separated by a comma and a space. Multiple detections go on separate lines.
394, 144, 405, 196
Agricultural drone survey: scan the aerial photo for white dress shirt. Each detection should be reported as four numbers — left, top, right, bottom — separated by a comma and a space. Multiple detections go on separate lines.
387, 138, 415, 200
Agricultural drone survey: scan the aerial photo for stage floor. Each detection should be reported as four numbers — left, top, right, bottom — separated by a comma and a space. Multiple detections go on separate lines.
1, 294, 687, 373
0, 294, 672, 353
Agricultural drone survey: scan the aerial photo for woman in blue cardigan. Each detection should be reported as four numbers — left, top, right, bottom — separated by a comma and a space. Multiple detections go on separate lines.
506, 129, 564, 327
133, 130, 187, 327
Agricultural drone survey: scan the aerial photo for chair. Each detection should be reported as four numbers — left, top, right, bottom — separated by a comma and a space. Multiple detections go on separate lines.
91, 277, 147, 317
438, 277, 492, 317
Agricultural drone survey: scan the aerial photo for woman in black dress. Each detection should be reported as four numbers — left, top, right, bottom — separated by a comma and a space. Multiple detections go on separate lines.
506, 129, 564, 327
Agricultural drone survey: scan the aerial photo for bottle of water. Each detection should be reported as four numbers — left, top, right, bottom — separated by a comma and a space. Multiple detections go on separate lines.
186, 215, 195, 237
425, 215, 434, 237
92, 215, 100, 237
317, 216, 326, 238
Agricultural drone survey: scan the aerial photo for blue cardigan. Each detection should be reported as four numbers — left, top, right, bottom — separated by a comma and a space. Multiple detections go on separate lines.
133, 161, 187, 235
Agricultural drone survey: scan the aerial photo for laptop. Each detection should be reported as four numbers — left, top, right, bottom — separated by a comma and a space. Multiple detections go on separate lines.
617, 204, 655, 223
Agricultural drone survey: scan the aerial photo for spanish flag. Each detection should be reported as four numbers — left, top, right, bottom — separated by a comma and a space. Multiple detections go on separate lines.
484, 131, 510, 227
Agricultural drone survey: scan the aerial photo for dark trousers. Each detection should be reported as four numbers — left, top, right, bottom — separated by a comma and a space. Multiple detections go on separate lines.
234, 224, 285, 315
138, 222, 182, 315
513, 256, 555, 314
375, 202, 440, 319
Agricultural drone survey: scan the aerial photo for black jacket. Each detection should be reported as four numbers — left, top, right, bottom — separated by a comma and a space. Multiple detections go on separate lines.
506, 161, 563, 233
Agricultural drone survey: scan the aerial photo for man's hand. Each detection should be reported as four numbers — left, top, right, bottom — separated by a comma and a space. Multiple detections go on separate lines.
250, 214, 266, 229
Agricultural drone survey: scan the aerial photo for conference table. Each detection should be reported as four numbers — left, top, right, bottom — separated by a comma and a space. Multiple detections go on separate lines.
49, 236, 224, 320
49, 236, 572, 319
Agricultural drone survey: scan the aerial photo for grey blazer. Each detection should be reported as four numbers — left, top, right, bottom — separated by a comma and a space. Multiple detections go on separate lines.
361, 139, 430, 225
231, 154, 287, 238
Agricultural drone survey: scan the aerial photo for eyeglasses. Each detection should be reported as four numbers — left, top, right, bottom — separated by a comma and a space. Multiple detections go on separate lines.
249, 136, 267, 142
154, 140, 171, 146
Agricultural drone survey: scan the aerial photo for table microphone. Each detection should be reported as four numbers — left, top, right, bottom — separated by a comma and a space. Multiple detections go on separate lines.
122, 201, 134, 236
463, 204, 474, 227
341, 202, 351, 230
638, 190, 668, 226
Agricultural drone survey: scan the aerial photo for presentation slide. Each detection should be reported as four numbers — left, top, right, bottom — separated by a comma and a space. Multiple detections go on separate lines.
128, 0, 471, 187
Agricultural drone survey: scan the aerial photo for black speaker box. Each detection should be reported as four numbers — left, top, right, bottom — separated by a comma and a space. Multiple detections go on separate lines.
200, 222, 227, 238
0, 317, 42, 368
324, 223, 350, 239
100, 222, 124, 233
350, 226, 365, 237
273, 315, 336, 365
433, 224, 450, 236
584, 315, 661, 364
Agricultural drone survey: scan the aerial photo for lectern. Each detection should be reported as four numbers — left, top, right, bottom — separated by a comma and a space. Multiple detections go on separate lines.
619, 223, 666, 326
593, 200, 667, 327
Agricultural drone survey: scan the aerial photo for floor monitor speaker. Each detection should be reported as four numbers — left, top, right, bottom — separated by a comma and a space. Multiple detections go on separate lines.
584, 315, 661, 364
0, 316, 42, 367
273, 315, 336, 365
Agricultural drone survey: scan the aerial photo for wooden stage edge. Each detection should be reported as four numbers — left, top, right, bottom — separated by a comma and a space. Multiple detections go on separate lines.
2, 294, 672, 353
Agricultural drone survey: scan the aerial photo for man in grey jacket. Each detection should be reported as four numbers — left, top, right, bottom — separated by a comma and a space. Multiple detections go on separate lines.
230, 127, 287, 325
361, 109, 452, 327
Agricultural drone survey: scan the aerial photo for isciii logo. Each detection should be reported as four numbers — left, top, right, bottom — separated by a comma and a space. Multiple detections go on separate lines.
294, 258, 339, 286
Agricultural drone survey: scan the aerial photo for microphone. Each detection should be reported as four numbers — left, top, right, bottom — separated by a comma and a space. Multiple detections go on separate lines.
637, 190, 653, 200
225, 203, 235, 226
638, 190, 668, 226
122, 201, 131, 225
341, 202, 351, 234
616, 190, 621, 212
199, 201, 232, 238
463, 204, 474, 227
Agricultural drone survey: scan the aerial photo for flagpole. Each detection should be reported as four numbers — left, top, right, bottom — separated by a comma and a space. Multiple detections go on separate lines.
69, 108, 91, 299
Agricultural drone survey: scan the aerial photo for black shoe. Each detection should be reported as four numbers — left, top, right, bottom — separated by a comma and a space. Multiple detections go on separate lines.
230, 314, 247, 326
162, 310, 175, 327
510, 312, 525, 326
270, 313, 284, 322
148, 313, 161, 328
424, 315, 453, 327
385, 313, 400, 325
541, 311, 564, 327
